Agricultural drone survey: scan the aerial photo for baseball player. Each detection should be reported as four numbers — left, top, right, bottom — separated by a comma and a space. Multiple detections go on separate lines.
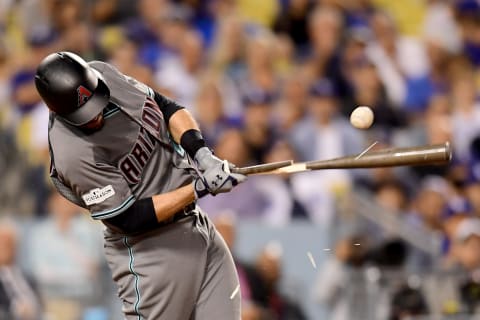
34, 51, 246, 319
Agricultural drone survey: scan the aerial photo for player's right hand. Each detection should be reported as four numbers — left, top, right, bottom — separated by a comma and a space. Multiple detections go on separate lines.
193, 159, 246, 198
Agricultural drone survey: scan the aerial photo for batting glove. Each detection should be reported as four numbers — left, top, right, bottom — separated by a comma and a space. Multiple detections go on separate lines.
193, 177, 209, 199
194, 147, 230, 171
193, 159, 246, 199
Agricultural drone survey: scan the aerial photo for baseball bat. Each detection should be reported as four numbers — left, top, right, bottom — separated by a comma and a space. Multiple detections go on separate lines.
234, 142, 452, 175
232, 160, 293, 175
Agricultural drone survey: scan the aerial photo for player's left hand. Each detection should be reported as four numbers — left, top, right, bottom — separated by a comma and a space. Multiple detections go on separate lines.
193, 159, 246, 198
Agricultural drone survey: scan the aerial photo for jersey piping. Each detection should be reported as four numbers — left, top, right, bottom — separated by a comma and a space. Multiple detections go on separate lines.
91, 195, 136, 220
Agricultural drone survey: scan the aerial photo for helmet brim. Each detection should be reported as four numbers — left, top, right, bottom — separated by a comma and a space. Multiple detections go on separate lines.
62, 78, 110, 126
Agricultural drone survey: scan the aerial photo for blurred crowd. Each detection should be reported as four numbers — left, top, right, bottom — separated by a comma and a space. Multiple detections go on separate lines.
2, 0, 480, 319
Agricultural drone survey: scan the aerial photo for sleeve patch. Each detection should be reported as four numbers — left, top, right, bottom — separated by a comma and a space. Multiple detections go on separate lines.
82, 185, 115, 206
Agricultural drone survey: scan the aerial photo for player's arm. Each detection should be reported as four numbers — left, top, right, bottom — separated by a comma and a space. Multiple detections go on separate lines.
153, 91, 246, 197
104, 91, 243, 233
105, 184, 197, 233
152, 91, 199, 142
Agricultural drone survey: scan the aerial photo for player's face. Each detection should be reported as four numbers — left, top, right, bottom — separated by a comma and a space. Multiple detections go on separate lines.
81, 113, 105, 131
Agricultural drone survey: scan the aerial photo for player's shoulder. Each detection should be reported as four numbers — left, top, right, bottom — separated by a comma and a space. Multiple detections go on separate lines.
48, 116, 94, 169
88, 60, 123, 79
88, 60, 152, 96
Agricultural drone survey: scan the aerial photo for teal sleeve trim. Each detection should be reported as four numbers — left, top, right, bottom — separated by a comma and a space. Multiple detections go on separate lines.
91, 195, 136, 220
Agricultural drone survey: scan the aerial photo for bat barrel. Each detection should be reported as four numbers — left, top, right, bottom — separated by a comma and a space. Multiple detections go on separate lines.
306, 142, 452, 170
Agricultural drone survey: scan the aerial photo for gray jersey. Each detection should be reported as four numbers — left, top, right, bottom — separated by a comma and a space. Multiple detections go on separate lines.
48, 61, 194, 220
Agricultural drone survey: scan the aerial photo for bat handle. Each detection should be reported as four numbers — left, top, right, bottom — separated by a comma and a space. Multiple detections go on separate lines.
232, 160, 294, 175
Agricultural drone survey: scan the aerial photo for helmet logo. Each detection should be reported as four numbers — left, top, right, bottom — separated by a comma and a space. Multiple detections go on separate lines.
77, 85, 92, 107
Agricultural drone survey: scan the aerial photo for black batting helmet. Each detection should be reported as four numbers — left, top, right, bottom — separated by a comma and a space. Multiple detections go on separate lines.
35, 51, 110, 126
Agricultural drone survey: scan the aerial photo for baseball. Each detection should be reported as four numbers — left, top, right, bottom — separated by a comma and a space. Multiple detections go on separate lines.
350, 106, 374, 129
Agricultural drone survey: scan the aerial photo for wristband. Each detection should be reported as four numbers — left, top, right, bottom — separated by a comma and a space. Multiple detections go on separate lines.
180, 129, 207, 159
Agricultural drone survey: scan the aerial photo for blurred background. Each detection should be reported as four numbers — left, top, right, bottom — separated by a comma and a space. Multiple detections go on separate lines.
2, 0, 480, 319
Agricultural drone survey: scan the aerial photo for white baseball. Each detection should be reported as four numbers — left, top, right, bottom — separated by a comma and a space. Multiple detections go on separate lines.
350, 106, 374, 129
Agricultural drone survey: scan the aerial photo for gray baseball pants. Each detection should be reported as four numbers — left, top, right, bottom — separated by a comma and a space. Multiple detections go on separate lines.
103, 207, 241, 320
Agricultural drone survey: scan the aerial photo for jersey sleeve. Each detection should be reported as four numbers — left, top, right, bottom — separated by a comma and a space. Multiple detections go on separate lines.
61, 162, 135, 220
89, 61, 184, 117
89, 60, 156, 99
153, 91, 185, 121
123, 72, 186, 118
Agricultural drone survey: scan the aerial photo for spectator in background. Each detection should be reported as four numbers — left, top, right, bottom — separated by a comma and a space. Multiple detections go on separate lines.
343, 54, 406, 136
410, 0, 461, 113
288, 78, 363, 225
10, 28, 57, 215
424, 216, 480, 316
405, 176, 448, 268
290, 78, 363, 161
210, 13, 247, 78
454, 0, 480, 68
156, 29, 205, 107
337, 0, 376, 29
194, 75, 237, 145
393, 0, 460, 113
0, 220, 41, 320
374, 180, 409, 215
465, 180, 480, 218
27, 191, 104, 320
449, 217, 480, 314
241, 87, 276, 164
444, 216, 480, 272
393, 89, 451, 146
423, 0, 461, 58
313, 233, 371, 320
366, 10, 429, 107
239, 31, 279, 97
215, 128, 252, 167
106, 37, 155, 86
258, 139, 309, 223
450, 68, 480, 163
273, 0, 312, 56
123, 0, 176, 70
252, 242, 306, 320
423, 91, 452, 146
393, 90, 452, 181
409, 176, 449, 234
444, 162, 472, 216
87, 0, 137, 26
274, 70, 309, 134
48, 0, 83, 34
272, 32, 295, 77
390, 285, 429, 320
305, 6, 348, 96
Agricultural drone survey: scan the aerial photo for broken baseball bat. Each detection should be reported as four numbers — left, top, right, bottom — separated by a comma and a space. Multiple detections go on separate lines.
232, 142, 452, 175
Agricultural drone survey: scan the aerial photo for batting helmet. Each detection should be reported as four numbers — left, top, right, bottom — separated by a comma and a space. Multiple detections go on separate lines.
35, 51, 110, 126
